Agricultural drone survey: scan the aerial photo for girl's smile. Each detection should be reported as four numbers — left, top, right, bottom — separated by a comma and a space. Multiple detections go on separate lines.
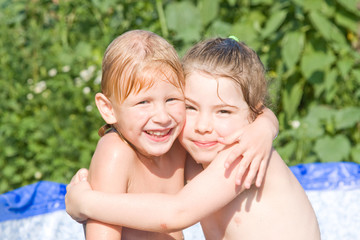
192, 140, 218, 148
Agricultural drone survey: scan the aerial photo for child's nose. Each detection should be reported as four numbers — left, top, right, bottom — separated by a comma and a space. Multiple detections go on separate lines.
195, 113, 213, 134
152, 105, 171, 124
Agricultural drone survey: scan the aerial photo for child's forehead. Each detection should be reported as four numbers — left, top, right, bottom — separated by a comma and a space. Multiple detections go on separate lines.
140, 79, 183, 93
138, 64, 182, 86
186, 70, 237, 89
185, 71, 245, 103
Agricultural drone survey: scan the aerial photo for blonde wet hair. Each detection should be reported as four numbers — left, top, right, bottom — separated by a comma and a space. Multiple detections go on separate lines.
101, 30, 184, 103
182, 37, 268, 121
98, 30, 184, 136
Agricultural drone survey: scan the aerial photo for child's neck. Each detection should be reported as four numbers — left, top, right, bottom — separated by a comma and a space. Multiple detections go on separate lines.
201, 163, 210, 169
136, 150, 167, 168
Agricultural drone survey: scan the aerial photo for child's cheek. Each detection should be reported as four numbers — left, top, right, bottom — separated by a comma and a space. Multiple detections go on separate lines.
177, 105, 186, 126
215, 121, 235, 138
171, 102, 186, 124
216, 118, 247, 138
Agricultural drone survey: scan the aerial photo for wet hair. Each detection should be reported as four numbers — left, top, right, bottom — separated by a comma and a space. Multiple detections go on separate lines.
98, 30, 184, 136
182, 37, 268, 121
101, 30, 184, 104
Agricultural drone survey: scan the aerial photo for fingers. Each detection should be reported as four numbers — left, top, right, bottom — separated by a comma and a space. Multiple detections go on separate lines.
255, 157, 268, 187
239, 152, 269, 188
66, 168, 89, 192
72, 168, 89, 183
218, 129, 244, 145
234, 154, 255, 187
65, 177, 90, 224
242, 156, 261, 188
224, 145, 245, 169
234, 153, 253, 186
78, 168, 89, 181
67, 175, 77, 192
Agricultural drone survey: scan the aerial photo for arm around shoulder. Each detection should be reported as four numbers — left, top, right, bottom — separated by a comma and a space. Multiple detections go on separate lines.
82, 149, 246, 232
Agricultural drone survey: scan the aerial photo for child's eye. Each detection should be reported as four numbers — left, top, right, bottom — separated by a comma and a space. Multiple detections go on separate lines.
137, 100, 148, 105
185, 105, 196, 111
166, 98, 177, 102
218, 110, 231, 114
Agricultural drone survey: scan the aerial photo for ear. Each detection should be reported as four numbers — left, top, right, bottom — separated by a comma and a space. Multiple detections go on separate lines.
95, 93, 117, 124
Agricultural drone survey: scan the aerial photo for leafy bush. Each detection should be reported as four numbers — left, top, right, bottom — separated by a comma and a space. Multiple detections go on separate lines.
1, 0, 359, 193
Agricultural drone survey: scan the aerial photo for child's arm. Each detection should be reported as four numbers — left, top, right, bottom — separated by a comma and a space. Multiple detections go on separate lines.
66, 147, 247, 232
219, 107, 278, 188
85, 133, 132, 240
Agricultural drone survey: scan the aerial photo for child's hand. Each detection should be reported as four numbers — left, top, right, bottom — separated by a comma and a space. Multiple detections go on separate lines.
219, 117, 276, 188
219, 108, 278, 188
65, 168, 91, 223
67, 168, 89, 187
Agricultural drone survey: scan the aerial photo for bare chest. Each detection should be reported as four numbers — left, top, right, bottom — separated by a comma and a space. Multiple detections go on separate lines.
123, 154, 186, 240
200, 187, 261, 240
127, 156, 185, 194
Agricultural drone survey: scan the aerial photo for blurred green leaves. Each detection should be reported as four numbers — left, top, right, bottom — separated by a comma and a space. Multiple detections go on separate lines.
261, 10, 287, 39
314, 135, 351, 162
282, 31, 305, 70
166, 1, 202, 42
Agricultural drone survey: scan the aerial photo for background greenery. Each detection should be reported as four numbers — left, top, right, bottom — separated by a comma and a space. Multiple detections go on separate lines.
1, 0, 359, 193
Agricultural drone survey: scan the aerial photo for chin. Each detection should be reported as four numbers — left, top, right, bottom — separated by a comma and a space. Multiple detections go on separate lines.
141, 134, 178, 156
189, 152, 216, 165
148, 148, 171, 157
153, 143, 175, 156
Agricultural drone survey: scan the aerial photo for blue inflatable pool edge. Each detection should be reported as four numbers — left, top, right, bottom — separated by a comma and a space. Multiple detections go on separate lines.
0, 181, 67, 222
290, 162, 360, 190
1, 162, 360, 223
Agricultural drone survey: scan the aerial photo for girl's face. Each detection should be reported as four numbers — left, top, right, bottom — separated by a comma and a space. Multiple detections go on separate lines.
179, 70, 250, 167
111, 78, 185, 158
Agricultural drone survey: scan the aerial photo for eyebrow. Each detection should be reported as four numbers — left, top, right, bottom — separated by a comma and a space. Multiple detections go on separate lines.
185, 97, 239, 109
216, 104, 238, 109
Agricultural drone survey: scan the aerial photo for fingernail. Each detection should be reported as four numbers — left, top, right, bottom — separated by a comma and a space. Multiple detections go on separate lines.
236, 179, 241, 185
224, 163, 229, 169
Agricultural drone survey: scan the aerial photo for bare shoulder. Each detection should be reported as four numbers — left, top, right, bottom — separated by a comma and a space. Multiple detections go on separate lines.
267, 149, 288, 170
93, 132, 137, 165
89, 132, 137, 192
263, 148, 299, 188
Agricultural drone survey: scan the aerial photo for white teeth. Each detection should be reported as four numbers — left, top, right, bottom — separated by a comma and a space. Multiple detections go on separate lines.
146, 130, 170, 136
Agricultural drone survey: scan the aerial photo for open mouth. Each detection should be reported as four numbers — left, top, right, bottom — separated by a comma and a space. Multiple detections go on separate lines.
145, 129, 172, 141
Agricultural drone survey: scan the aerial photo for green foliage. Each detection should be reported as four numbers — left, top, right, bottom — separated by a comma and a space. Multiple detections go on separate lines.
1, 0, 359, 193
